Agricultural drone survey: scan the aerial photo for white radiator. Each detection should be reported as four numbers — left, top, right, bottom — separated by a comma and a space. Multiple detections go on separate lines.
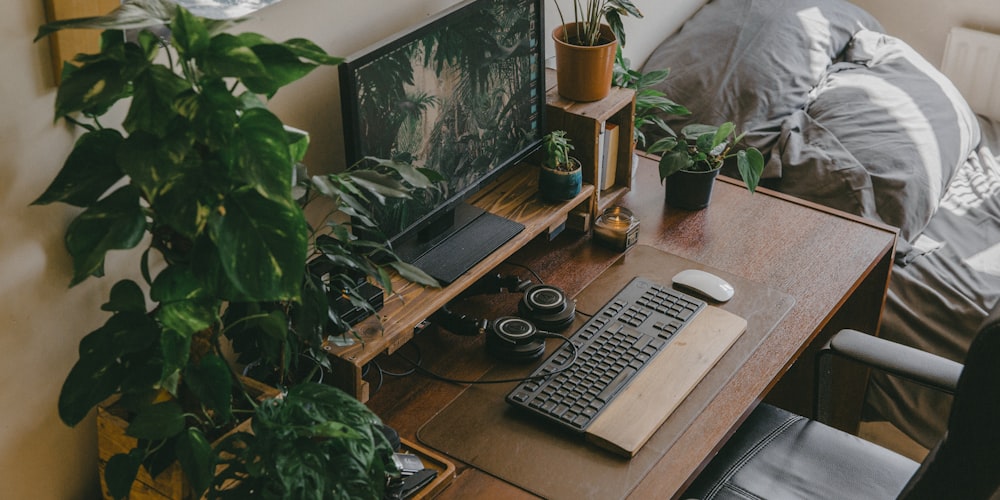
941, 27, 1000, 121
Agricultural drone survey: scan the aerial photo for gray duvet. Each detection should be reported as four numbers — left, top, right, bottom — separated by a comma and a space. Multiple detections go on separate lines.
643, 0, 1000, 447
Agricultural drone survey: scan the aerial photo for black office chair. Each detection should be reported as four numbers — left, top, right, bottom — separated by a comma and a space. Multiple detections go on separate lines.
683, 306, 1000, 499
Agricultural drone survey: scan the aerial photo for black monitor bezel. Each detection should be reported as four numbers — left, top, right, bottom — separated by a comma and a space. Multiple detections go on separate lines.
338, 0, 546, 251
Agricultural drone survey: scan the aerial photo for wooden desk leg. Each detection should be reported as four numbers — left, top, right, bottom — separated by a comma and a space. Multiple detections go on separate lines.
765, 247, 893, 434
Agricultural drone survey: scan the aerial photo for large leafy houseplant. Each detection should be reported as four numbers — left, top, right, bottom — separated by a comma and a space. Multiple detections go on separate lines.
34, 0, 436, 497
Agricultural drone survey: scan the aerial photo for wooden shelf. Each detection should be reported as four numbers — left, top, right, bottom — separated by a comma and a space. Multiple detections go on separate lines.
544, 68, 636, 220
323, 163, 594, 402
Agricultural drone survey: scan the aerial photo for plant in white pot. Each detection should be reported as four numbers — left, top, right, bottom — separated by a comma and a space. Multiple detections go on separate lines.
34, 0, 438, 498
551, 0, 642, 102
647, 122, 765, 210
538, 130, 583, 201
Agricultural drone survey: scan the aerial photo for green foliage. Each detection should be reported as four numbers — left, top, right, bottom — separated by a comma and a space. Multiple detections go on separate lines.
34, 1, 438, 497
552, 0, 643, 47
211, 383, 398, 499
612, 50, 690, 148
648, 123, 765, 193
541, 130, 577, 171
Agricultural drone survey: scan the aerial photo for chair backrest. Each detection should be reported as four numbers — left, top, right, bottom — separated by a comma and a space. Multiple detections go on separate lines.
899, 305, 1000, 499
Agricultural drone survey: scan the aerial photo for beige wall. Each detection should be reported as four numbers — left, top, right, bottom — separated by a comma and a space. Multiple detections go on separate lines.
2, 0, 991, 497
851, 0, 1000, 66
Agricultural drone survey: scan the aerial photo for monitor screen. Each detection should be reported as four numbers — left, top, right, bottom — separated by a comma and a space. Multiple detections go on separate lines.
339, 0, 544, 282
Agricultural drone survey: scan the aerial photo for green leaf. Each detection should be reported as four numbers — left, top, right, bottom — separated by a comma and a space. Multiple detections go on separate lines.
287, 127, 310, 164
32, 129, 124, 207
241, 43, 318, 96
658, 150, 693, 182
126, 400, 185, 440
65, 185, 147, 286
388, 261, 439, 288
256, 310, 290, 340
35, 0, 178, 41
201, 33, 267, 80
54, 59, 129, 119
159, 328, 189, 395
713, 122, 735, 149
156, 299, 218, 338
280, 38, 344, 66
101, 279, 146, 312
123, 65, 189, 136
737, 148, 765, 194
233, 107, 293, 202
105, 450, 143, 500
348, 170, 413, 204
104, 310, 160, 354
58, 343, 125, 425
150, 264, 211, 303
174, 80, 242, 147
170, 6, 210, 57
176, 427, 214, 496
367, 157, 440, 188
184, 354, 233, 422
145, 159, 220, 240
208, 189, 307, 301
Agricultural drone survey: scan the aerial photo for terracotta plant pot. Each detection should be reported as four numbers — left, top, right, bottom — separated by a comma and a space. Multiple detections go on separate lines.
539, 158, 583, 202
552, 23, 618, 102
665, 167, 721, 210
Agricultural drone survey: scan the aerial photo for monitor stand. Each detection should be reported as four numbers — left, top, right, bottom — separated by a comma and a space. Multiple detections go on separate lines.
401, 203, 524, 285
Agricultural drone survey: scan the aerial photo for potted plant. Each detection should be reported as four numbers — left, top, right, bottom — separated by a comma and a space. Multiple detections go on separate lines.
612, 50, 690, 149
33, 1, 437, 498
647, 123, 765, 210
551, 0, 643, 102
538, 130, 583, 201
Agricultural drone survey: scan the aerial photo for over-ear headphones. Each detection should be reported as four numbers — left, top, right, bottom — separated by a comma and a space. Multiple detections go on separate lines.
429, 273, 576, 363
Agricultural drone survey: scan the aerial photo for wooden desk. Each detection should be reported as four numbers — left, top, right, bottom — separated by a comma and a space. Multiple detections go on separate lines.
366, 153, 897, 498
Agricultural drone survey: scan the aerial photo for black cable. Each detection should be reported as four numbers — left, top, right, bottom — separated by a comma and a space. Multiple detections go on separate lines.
393, 333, 579, 385
501, 260, 545, 284
361, 360, 385, 394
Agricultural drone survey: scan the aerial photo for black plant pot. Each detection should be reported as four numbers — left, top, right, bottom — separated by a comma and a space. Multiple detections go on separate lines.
664, 168, 720, 210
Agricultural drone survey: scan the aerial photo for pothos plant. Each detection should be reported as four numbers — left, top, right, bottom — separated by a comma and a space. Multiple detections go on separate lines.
34, 1, 437, 498
648, 122, 765, 193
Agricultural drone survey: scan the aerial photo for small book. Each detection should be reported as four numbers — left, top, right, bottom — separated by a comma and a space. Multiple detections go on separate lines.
602, 123, 620, 190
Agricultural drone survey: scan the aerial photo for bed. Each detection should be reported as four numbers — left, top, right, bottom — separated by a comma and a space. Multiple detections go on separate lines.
639, 0, 1000, 448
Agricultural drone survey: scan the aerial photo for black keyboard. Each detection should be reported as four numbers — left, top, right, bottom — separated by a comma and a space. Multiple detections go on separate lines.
505, 276, 706, 432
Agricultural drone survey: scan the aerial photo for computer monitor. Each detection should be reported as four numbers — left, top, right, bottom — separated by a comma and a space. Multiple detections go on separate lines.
339, 0, 545, 284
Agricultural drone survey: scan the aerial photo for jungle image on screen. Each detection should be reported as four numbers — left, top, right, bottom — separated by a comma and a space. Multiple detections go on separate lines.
348, 0, 541, 241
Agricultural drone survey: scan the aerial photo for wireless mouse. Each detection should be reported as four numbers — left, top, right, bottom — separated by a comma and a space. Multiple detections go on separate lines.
672, 269, 735, 302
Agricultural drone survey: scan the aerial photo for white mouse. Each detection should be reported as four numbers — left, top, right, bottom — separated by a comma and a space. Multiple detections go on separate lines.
672, 269, 735, 302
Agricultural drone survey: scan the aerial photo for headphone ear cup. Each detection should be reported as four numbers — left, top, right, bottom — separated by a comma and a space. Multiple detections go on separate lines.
485, 316, 546, 363
518, 284, 576, 331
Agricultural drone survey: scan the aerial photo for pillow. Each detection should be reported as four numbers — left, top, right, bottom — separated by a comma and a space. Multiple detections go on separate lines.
774, 29, 981, 242
640, 0, 883, 173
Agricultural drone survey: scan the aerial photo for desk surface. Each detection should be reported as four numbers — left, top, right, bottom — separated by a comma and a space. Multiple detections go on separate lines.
367, 154, 897, 499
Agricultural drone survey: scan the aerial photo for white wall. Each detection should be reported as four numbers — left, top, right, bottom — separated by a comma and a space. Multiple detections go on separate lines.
4, 0, 989, 497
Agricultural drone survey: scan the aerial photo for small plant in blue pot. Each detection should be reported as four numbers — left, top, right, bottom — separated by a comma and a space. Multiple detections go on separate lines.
539, 130, 583, 202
